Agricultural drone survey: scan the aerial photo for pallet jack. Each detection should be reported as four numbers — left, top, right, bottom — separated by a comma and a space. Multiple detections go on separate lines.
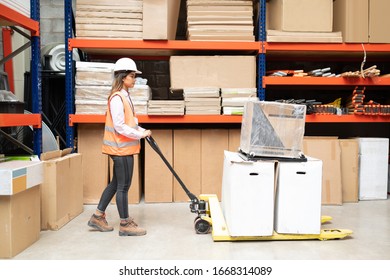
146, 136, 353, 241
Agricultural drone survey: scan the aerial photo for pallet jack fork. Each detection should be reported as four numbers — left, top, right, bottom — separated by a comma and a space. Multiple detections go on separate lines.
146, 137, 353, 241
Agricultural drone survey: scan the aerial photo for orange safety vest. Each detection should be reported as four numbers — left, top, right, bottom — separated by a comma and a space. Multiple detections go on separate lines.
102, 91, 141, 156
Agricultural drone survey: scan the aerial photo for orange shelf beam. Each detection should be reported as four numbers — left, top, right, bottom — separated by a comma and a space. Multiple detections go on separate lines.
69, 114, 243, 126
0, 114, 41, 128
263, 76, 390, 87
68, 39, 261, 52
264, 42, 390, 53
306, 114, 390, 123
0, 4, 39, 36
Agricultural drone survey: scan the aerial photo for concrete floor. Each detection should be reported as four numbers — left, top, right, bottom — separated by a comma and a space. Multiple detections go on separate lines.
11, 197, 390, 260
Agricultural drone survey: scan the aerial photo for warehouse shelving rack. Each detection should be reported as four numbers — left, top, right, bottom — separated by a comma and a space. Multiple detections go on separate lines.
0, 0, 42, 155
64, 0, 389, 149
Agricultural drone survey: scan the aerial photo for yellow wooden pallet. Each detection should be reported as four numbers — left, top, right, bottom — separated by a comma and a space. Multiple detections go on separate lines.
198, 194, 353, 242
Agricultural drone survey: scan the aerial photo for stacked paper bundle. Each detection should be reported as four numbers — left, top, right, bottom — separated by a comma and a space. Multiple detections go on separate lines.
75, 0, 143, 39
221, 88, 258, 115
75, 61, 114, 114
147, 100, 185, 115
184, 87, 221, 115
186, 0, 255, 41
129, 82, 151, 115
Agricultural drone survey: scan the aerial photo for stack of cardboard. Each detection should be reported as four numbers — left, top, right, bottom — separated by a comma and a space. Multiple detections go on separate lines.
266, 0, 342, 43
186, 0, 255, 41
75, 0, 143, 39
129, 84, 151, 115
75, 61, 114, 114
221, 88, 258, 115
184, 87, 221, 115
147, 100, 185, 115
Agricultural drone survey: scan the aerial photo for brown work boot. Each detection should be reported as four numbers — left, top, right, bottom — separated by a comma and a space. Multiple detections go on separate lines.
88, 213, 114, 232
119, 218, 146, 236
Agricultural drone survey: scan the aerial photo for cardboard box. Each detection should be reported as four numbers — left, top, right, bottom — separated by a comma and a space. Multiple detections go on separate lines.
173, 129, 201, 202
0, 160, 43, 195
201, 129, 228, 199
77, 124, 109, 204
357, 138, 389, 200
228, 129, 241, 152
274, 157, 322, 234
333, 0, 390, 43
240, 101, 306, 159
40, 149, 83, 230
221, 151, 275, 237
369, 0, 390, 43
143, 0, 180, 40
303, 137, 343, 205
339, 139, 359, 203
144, 130, 173, 203
170, 56, 256, 88
109, 154, 141, 204
333, 0, 369, 43
0, 186, 40, 258
268, 0, 333, 32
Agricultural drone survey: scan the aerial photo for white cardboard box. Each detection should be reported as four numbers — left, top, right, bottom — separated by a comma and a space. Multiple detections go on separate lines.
357, 138, 389, 200
274, 157, 323, 234
221, 151, 275, 237
0, 160, 43, 195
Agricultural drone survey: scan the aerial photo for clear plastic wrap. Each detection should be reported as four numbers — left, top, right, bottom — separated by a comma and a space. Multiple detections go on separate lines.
240, 101, 306, 158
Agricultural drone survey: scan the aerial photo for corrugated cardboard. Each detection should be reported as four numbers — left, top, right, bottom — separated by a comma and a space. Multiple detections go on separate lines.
228, 129, 241, 152
143, 0, 180, 40
369, 0, 390, 43
109, 155, 141, 204
275, 157, 323, 234
333, 0, 369, 43
221, 151, 275, 237
357, 138, 389, 200
173, 129, 201, 202
40, 150, 83, 230
303, 137, 343, 205
339, 139, 359, 203
144, 130, 173, 202
0, 186, 40, 258
268, 0, 333, 32
170, 56, 256, 88
77, 124, 109, 204
201, 129, 228, 199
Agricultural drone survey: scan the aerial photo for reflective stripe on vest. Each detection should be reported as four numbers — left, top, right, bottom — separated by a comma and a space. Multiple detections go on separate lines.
102, 91, 141, 155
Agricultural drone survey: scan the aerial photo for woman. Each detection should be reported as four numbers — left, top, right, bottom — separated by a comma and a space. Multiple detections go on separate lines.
88, 57, 151, 236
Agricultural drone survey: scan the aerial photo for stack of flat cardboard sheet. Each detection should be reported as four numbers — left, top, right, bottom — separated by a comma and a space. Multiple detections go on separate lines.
184, 87, 221, 115
75, 61, 114, 114
221, 88, 258, 115
147, 100, 185, 115
186, 0, 255, 41
75, 0, 143, 39
129, 84, 151, 115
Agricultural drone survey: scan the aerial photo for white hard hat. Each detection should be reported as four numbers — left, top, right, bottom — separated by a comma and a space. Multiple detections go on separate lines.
113, 57, 142, 74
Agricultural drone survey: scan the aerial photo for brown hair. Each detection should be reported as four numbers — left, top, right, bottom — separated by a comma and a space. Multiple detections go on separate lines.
108, 70, 133, 100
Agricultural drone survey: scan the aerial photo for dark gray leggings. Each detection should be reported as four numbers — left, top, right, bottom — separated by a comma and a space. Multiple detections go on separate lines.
97, 155, 134, 220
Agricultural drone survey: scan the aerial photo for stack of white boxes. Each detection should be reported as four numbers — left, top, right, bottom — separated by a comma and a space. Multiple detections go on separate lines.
221, 101, 323, 236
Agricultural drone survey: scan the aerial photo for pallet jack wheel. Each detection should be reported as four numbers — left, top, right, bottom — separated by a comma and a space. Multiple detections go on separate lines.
194, 217, 211, 234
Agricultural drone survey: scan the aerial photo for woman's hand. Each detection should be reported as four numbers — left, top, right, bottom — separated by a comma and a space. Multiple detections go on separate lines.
142, 130, 152, 138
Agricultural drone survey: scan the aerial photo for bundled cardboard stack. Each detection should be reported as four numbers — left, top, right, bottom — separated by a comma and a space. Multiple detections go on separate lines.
186, 0, 255, 41
129, 83, 151, 115
184, 87, 221, 115
147, 100, 185, 115
221, 88, 258, 115
75, 0, 143, 39
75, 61, 114, 114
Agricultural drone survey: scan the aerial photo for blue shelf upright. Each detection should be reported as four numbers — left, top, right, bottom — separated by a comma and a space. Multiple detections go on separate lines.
257, 0, 266, 101
30, 0, 42, 155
